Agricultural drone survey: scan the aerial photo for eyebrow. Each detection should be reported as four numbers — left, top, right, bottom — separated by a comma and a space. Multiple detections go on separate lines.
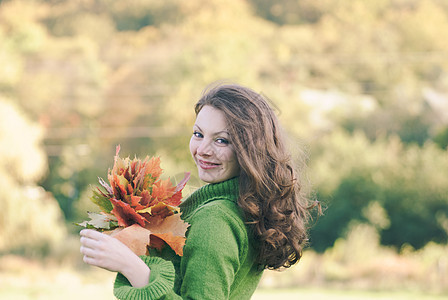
194, 125, 229, 136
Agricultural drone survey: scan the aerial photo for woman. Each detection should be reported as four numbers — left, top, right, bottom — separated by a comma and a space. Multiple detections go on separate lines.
80, 83, 312, 299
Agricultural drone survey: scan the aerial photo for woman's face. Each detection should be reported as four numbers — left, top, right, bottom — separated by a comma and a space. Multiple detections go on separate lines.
190, 105, 240, 183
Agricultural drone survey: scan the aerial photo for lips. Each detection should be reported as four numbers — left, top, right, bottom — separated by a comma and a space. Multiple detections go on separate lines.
198, 159, 220, 170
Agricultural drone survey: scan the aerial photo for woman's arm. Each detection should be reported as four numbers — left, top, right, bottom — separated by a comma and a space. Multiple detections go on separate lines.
80, 229, 150, 288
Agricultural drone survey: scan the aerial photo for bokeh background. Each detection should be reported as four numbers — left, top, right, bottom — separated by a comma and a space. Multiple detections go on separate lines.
1, 0, 448, 299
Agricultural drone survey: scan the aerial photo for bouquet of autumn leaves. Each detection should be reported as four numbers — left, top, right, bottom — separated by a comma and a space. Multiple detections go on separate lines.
77, 146, 190, 257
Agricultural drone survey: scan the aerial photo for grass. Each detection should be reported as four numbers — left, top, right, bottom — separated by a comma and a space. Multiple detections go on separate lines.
2, 274, 446, 300
252, 288, 447, 300
1, 258, 446, 300
0, 255, 115, 300
1, 226, 447, 299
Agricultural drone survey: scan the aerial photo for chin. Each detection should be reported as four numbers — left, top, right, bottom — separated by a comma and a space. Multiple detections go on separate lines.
198, 172, 223, 184
199, 176, 219, 184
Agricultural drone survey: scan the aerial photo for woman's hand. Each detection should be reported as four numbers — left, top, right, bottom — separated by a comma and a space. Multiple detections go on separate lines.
80, 229, 150, 288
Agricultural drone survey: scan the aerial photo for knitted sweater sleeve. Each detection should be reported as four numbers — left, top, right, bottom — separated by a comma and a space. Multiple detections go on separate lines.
113, 200, 248, 300
114, 256, 175, 300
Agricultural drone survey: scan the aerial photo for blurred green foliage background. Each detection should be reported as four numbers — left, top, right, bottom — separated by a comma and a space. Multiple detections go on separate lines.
1, 0, 448, 297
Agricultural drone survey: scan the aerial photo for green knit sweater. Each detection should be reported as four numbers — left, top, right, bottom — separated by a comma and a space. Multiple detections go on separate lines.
113, 177, 263, 299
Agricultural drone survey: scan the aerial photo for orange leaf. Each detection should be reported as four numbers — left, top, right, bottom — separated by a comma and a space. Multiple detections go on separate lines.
144, 156, 163, 180
150, 233, 186, 256
127, 183, 134, 195
145, 214, 190, 256
130, 195, 144, 210
151, 179, 176, 204
105, 214, 189, 257
145, 214, 188, 236
106, 224, 152, 256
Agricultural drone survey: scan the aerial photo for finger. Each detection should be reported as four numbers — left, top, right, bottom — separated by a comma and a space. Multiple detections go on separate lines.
80, 245, 98, 258
83, 254, 98, 266
82, 251, 110, 270
80, 236, 100, 249
80, 229, 95, 238
80, 229, 106, 241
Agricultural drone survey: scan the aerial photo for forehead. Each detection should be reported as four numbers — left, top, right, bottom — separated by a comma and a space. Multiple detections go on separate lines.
195, 105, 228, 132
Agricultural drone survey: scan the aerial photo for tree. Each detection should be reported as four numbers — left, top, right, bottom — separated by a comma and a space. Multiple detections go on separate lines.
0, 99, 66, 255
309, 130, 448, 252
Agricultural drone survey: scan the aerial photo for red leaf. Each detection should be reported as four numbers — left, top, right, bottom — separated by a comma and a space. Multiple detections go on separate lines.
148, 235, 165, 252
165, 172, 191, 206
110, 198, 146, 227
140, 190, 151, 207
165, 191, 183, 207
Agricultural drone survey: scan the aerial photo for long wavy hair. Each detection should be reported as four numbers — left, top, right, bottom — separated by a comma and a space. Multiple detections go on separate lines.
195, 83, 312, 270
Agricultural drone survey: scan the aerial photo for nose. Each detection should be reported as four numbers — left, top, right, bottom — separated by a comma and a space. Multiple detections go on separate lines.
197, 139, 213, 156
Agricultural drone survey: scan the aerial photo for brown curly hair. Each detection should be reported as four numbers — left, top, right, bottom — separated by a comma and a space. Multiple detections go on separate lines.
195, 83, 312, 270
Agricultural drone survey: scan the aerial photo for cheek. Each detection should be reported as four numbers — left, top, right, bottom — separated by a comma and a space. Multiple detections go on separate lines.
189, 137, 197, 157
220, 148, 239, 166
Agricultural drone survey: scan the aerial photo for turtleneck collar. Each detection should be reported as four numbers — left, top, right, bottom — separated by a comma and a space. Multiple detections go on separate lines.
179, 177, 239, 220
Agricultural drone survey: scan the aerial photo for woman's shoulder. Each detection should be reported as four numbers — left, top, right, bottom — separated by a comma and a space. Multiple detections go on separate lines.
188, 199, 247, 236
185, 199, 249, 252
200, 197, 243, 218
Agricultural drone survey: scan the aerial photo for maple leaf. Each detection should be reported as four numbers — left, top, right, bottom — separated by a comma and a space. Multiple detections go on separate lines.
165, 172, 191, 206
91, 187, 113, 213
150, 233, 186, 256
107, 224, 152, 256
143, 156, 163, 183
111, 174, 129, 201
105, 214, 190, 256
130, 195, 144, 210
148, 172, 191, 207
110, 198, 147, 227
76, 212, 118, 230
151, 178, 176, 204
127, 183, 134, 195
115, 174, 130, 199
139, 190, 151, 207
146, 213, 189, 236
137, 202, 180, 222
147, 214, 190, 256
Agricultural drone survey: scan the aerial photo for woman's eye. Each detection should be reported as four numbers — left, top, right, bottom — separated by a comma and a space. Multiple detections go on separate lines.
216, 138, 229, 145
193, 131, 203, 138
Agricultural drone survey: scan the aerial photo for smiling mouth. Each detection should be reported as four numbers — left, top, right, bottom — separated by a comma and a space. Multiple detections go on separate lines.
198, 159, 220, 169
